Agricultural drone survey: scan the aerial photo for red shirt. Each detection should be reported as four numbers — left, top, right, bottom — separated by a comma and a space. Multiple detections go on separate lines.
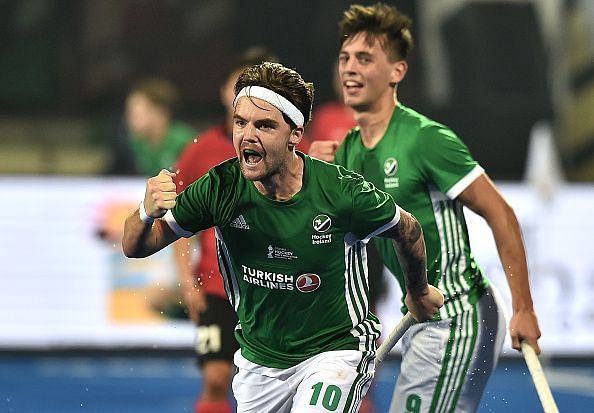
308, 101, 356, 143
174, 124, 236, 298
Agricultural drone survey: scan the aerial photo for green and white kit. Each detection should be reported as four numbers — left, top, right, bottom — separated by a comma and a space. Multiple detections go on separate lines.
165, 154, 400, 370
335, 104, 489, 318
335, 104, 507, 412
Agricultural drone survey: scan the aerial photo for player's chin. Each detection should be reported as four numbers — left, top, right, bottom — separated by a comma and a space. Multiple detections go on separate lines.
239, 162, 266, 181
344, 97, 366, 112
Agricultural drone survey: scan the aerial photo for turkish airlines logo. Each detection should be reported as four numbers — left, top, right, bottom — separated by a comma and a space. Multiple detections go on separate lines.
296, 273, 321, 293
384, 157, 398, 176
312, 214, 332, 233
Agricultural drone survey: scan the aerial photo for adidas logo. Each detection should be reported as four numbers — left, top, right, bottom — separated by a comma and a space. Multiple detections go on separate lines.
230, 215, 250, 230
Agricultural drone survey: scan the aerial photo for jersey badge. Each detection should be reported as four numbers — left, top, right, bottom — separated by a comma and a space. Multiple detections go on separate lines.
384, 157, 398, 176
296, 273, 321, 293
383, 157, 400, 188
312, 214, 333, 244
312, 214, 332, 233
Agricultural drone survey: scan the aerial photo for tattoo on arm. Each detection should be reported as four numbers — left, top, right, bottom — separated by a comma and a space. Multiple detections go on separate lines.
391, 211, 428, 296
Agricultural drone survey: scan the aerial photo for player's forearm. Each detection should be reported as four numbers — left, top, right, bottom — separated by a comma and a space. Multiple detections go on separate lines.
122, 209, 172, 258
490, 206, 535, 312
391, 211, 428, 297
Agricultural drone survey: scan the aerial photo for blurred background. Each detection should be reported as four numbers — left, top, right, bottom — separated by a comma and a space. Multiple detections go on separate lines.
1, 0, 593, 412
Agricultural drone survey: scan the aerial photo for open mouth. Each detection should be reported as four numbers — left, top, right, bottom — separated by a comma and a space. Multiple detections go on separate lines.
242, 148, 263, 166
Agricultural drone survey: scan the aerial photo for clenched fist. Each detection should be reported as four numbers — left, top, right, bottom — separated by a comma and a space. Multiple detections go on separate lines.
143, 169, 177, 218
308, 140, 339, 162
405, 285, 445, 322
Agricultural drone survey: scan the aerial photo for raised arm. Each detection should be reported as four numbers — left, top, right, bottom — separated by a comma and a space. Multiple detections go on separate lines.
380, 209, 444, 321
122, 169, 182, 258
458, 173, 542, 354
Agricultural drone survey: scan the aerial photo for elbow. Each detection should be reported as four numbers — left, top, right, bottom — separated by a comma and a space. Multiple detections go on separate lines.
496, 200, 519, 225
122, 245, 135, 258
122, 243, 146, 259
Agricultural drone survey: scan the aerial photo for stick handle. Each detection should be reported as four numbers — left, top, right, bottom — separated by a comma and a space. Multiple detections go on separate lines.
376, 313, 416, 364
521, 342, 559, 413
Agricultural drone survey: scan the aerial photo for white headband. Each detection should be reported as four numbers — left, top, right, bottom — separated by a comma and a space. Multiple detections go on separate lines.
233, 85, 305, 127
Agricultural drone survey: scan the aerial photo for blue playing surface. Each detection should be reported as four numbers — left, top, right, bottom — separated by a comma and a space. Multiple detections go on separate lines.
1, 353, 593, 412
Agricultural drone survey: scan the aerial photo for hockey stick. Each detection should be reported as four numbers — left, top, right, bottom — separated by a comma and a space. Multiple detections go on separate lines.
376, 313, 416, 364
521, 342, 559, 413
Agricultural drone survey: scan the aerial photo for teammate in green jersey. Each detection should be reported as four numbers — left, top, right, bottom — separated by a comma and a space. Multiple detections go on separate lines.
309, 3, 542, 412
123, 61, 443, 412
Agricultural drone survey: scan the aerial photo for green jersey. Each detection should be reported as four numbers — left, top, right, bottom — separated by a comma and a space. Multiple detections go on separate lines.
167, 154, 399, 368
130, 121, 196, 176
335, 104, 489, 320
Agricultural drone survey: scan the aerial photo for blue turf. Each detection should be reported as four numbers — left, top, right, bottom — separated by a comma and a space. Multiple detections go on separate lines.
1, 354, 592, 412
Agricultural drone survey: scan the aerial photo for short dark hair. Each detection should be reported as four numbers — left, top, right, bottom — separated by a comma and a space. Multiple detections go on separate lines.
129, 78, 179, 112
339, 2, 414, 62
234, 62, 314, 128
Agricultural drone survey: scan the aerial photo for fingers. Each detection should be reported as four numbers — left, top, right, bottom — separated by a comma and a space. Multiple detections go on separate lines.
309, 140, 340, 162
513, 335, 541, 355
429, 285, 445, 307
511, 333, 521, 352
405, 285, 444, 322
158, 168, 177, 178
527, 340, 541, 355
510, 311, 542, 354
512, 331, 542, 355
422, 286, 444, 320
144, 170, 178, 217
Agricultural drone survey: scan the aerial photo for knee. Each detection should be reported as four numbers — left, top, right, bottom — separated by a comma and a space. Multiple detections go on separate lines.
202, 375, 231, 399
201, 361, 234, 400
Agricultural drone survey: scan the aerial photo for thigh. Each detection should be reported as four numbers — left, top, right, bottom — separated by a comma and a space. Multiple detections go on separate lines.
195, 294, 239, 367
232, 353, 293, 413
391, 289, 506, 413
291, 350, 374, 413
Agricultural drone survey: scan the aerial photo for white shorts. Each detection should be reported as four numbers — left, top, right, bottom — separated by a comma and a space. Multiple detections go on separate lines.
232, 349, 375, 413
390, 286, 507, 413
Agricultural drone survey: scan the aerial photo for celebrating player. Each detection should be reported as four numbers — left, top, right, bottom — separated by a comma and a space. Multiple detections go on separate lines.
123, 61, 443, 412
309, 3, 542, 412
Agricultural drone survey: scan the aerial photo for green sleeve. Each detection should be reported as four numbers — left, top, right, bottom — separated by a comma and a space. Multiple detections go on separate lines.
417, 125, 480, 196
171, 171, 216, 234
338, 166, 398, 241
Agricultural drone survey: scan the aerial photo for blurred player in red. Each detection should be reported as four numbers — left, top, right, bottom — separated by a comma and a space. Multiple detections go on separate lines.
173, 47, 279, 413
308, 59, 356, 147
